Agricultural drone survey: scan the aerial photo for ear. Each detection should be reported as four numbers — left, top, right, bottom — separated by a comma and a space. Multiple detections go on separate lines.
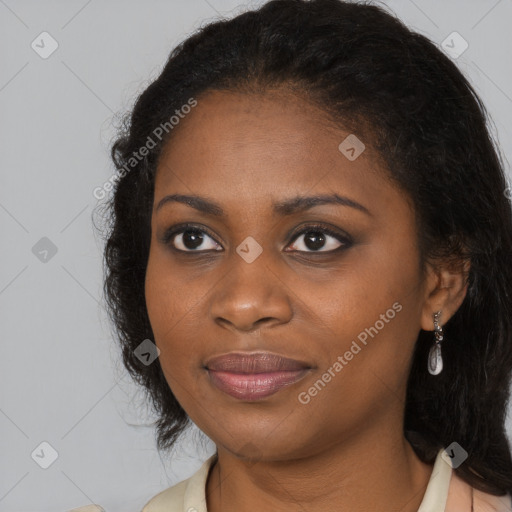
420, 258, 471, 331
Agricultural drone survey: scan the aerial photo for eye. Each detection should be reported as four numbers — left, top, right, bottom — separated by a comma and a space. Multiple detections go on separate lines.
285, 224, 351, 253
162, 224, 222, 252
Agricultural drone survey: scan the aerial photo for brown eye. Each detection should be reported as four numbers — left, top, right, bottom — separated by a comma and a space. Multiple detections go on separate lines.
286, 225, 352, 253
163, 225, 222, 252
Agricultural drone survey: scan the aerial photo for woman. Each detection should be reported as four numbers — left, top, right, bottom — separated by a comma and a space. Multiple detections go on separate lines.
99, 0, 512, 510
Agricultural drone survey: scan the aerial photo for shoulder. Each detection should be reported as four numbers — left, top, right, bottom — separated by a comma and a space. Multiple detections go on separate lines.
141, 454, 217, 512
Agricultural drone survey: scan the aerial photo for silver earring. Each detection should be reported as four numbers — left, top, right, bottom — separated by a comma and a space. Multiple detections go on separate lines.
428, 311, 444, 375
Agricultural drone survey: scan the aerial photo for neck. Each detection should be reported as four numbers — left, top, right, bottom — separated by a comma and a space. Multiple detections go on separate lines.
206, 431, 434, 512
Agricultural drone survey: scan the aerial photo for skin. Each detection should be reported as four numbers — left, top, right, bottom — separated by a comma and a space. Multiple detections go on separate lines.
144, 89, 469, 512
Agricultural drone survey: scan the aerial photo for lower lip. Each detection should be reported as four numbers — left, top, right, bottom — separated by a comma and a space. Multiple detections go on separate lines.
207, 369, 309, 400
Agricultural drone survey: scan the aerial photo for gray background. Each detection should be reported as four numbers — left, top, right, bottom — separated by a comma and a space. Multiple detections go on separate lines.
1, 0, 511, 511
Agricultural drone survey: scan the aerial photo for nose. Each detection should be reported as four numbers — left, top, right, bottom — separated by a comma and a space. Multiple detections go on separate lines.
209, 254, 293, 333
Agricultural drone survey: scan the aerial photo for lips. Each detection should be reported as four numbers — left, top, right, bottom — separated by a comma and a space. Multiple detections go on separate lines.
205, 352, 311, 400
205, 352, 310, 373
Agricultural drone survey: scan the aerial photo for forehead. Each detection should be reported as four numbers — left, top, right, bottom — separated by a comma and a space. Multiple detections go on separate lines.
153, 89, 397, 217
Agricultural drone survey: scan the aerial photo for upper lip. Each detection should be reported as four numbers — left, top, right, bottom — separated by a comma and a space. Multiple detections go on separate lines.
205, 352, 311, 373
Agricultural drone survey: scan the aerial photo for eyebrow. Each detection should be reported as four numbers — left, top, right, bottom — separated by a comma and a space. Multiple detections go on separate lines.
155, 193, 372, 217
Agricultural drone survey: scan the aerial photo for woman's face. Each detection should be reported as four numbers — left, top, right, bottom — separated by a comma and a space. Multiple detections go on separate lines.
145, 89, 434, 461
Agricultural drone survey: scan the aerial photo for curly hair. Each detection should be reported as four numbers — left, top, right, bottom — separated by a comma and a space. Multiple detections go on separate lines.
96, 0, 512, 495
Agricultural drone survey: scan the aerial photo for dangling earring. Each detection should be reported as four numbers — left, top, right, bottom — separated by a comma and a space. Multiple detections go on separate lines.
428, 311, 444, 375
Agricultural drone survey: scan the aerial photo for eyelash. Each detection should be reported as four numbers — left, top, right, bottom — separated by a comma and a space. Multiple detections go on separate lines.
160, 222, 352, 254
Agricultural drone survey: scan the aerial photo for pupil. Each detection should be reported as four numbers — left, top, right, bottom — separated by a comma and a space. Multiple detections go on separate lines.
183, 229, 203, 249
305, 231, 325, 250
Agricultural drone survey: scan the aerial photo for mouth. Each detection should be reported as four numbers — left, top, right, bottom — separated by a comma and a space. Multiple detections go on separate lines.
204, 352, 312, 401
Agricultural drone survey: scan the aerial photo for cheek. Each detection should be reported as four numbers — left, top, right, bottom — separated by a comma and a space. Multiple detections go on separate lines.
144, 251, 193, 362
303, 240, 422, 373
145, 259, 204, 408
145, 243, 198, 328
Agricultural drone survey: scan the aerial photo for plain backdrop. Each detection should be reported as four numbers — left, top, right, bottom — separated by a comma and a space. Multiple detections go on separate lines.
1, 0, 511, 511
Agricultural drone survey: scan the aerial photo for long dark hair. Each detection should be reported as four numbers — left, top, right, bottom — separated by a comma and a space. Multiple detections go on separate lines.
97, 0, 512, 495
